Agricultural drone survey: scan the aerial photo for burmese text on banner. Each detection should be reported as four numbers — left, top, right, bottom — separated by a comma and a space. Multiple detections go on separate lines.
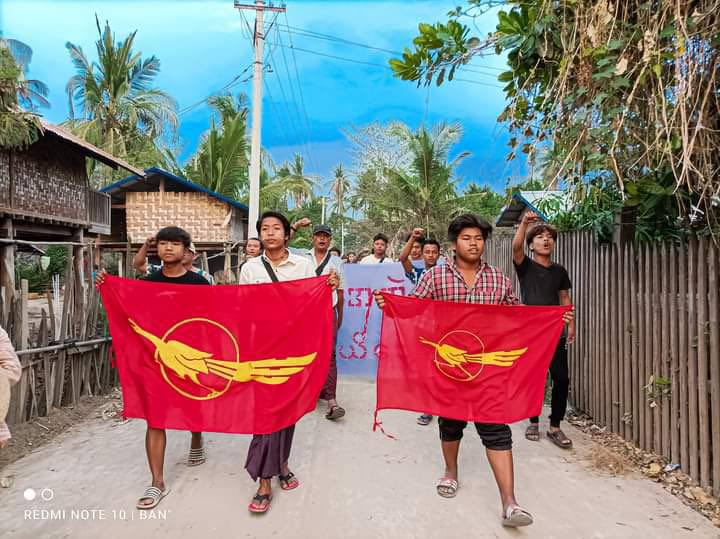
336, 263, 413, 377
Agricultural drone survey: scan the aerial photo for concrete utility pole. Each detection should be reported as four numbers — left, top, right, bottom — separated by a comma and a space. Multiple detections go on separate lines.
235, 1, 286, 230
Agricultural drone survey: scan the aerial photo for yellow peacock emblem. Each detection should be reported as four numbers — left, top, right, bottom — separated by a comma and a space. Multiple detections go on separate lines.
419, 330, 527, 382
129, 318, 316, 400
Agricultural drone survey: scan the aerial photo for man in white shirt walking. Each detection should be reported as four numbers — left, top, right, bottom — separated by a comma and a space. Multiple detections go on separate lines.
239, 211, 339, 514
290, 221, 346, 420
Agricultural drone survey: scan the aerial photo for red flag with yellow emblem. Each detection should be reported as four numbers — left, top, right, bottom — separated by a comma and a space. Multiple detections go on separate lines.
376, 293, 571, 426
100, 275, 333, 434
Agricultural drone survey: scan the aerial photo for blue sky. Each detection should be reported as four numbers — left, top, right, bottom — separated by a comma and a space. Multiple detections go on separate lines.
2, 0, 525, 192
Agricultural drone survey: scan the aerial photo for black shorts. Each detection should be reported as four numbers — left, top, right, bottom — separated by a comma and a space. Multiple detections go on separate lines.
438, 418, 512, 451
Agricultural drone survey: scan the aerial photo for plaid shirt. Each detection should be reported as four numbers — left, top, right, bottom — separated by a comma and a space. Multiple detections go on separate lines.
413, 258, 519, 305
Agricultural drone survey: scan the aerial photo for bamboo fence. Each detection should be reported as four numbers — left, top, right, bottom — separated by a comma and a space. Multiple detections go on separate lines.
485, 231, 720, 496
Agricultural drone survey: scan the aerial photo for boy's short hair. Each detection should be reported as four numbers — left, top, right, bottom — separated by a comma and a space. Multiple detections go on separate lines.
373, 233, 389, 244
330, 247, 341, 256
526, 223, 558, 246
257, 211, 291, 237
447, 214, 492, 242
422, 238, 441, 250
156, 226, 192, 248
245, 237, 263, 251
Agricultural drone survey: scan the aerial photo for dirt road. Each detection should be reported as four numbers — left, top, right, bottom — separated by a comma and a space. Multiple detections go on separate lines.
0, 380, 717, 538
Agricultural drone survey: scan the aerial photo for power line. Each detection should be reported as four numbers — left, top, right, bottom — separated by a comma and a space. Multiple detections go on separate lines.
264, 28, 308, 153
266, 25, 315, 167
281, 13, 320, 173
263, 41, 503, 88
177, 65, 254, 116
274, 22, 506, 75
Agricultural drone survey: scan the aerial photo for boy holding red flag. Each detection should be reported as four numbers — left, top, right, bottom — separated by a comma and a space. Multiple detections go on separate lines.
239, 211, 339, 514
375, 214, 573, 528
98, 226, 209, 511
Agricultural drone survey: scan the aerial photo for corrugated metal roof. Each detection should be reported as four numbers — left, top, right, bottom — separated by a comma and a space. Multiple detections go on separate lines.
496, 190, 572, 227
101, 167, 249, 212
39, 119, 145, 177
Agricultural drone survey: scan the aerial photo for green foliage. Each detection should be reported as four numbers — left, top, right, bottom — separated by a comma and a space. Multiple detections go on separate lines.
0, 47, 40, 149
0, 37, 49, 110
184, 94, 249, 197
345, 121, 507, 250
461, 183, 505, 223
15, 247, 67, 294
64, 18, 178, 186
257, 154, 316, 211
45, 246, 68, 276
391, 0, 720, 238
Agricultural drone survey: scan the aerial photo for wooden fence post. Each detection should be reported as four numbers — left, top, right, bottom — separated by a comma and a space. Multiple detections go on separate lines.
708, 240, 719, 496
697, 238, 710, 488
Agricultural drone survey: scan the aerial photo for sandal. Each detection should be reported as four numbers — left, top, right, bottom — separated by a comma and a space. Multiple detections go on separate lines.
325, 405, 346, 421
436, 477, 458, 498
547, 429, 573, 449
187, 446, 206, 466
248, 492, 272, 514
417, 414, 433, 426
502, 505, 534, 527
136, 485, 170, 510
278, 472, 300, 491
525, 423, 540, 442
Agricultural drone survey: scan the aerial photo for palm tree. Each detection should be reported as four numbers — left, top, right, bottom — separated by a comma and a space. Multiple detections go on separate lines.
329, 164, 350, 218
263, 154, 316, 209
0, 37, 49, 110
383, 121, 469, 239
64, 18, 177, 180
0, 47, 41, 148
185, 93, 249, 197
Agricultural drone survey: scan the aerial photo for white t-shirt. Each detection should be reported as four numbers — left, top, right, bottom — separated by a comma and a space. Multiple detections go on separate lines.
291, 248, 345, 306
239, 250, 314, 284
359, 254, 393, 264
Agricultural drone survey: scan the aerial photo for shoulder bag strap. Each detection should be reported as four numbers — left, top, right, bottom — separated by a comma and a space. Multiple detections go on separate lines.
315, 253, 332, 276
261, 257, 280, 283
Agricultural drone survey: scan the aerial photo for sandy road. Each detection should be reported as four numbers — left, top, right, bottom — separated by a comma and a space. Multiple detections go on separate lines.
0, 379, 717, 539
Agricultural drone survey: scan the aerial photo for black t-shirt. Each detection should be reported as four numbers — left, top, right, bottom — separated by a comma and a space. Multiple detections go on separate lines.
143, 269, 210, 285
514, 256, 571, 306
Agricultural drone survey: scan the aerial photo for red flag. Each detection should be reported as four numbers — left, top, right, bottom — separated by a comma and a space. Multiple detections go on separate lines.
376, 293, 571, 425
99, 275, 333, 434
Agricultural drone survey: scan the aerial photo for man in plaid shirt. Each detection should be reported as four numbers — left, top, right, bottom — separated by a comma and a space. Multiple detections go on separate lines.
375, 214, 573, 528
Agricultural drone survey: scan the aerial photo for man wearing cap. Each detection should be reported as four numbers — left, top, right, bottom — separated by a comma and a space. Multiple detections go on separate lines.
291, 219, 346, 420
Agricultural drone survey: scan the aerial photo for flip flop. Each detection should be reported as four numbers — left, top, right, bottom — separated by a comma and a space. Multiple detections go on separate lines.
417, 414, 433, 426
436, 477, 458, 498
187, 446, 206, 466
525, 423, 540, 441
278, 472, 300, 491
547, 429, 573, 449
325, 405, 346, 421
502, 505, 534, 527
248, 492, 273, 514
136, 485, 170, 510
